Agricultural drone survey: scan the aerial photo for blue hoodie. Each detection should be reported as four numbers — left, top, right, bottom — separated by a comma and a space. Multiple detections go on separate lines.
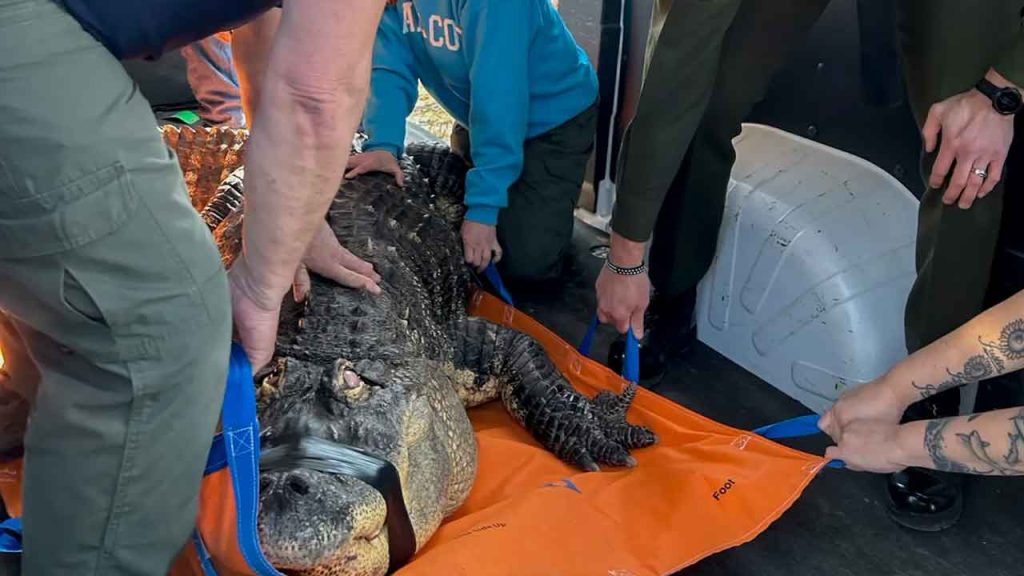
362, 0, 598, 226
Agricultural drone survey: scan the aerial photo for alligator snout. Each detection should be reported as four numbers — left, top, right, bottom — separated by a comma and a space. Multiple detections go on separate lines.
258, 468, 389, 574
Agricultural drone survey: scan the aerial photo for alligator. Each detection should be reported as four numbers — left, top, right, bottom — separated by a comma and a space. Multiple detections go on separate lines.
198, 137, 658, 576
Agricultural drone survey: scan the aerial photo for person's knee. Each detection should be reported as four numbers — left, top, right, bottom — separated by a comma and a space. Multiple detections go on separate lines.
498, 234, 569, 282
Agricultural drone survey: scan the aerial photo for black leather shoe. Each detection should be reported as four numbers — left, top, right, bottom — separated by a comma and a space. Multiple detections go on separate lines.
607, 288, 697, 381
886, 467, 963, 532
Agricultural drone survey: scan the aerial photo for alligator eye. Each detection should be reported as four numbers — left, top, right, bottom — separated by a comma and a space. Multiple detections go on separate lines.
332, 359, 368, 400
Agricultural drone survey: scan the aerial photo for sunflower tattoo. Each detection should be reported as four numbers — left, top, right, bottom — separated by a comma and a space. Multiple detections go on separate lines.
999, 319, 1024, 360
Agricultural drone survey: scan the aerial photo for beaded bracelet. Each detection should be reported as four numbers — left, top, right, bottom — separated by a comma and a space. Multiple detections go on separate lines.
605, 258, 648, 276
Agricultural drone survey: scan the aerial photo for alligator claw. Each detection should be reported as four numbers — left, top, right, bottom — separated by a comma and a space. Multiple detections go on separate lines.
579, 453, 601, 473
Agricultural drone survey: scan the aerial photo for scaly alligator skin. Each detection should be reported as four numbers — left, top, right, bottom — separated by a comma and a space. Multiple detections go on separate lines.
200, 138, 657, 576
163, 124, 248, 211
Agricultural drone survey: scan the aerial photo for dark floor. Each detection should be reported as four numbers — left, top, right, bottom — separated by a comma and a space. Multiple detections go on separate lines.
510, 223, 1024, 576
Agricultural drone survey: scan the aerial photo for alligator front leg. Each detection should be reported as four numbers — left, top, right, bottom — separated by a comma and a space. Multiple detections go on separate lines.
449, 318, 657, 471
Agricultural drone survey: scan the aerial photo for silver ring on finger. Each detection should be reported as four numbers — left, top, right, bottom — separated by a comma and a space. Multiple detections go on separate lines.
972, 165, 989, 179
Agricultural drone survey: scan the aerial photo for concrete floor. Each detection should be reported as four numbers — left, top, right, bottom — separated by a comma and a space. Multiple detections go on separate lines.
509, 222, 1024, 576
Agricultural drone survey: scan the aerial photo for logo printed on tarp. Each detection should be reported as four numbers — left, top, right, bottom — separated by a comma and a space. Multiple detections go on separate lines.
543, 478, 582, 494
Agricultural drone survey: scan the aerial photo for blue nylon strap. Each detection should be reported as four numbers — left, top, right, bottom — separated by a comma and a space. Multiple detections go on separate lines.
579, 317, 599, 359
0, 518, 22, 554
753, 415, 845, 469
753, 414, 824, 439
192, 528, 218, 575
483, 263, 514, 307
624, 330, 639, 384
221, 343, 285, 576
205, 433, 228, 476
578, 316, 640, 382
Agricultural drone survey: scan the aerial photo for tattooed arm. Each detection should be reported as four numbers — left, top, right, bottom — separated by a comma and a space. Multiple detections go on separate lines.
824, 407, 1024, 475
822, 291, 1024, 429
818, 290, 1024, 474
888, 290, 1024, 407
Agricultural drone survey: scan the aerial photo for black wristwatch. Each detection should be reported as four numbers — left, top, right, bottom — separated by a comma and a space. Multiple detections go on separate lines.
975, 77, 1023, 115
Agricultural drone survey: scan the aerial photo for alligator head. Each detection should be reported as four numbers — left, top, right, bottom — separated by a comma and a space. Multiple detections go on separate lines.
253, 354, 475, 576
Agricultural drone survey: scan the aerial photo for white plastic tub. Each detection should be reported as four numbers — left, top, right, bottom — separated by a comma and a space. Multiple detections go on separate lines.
695, 123, 919, 414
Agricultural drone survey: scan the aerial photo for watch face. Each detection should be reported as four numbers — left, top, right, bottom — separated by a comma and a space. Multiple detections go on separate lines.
995, 88, 1023, 114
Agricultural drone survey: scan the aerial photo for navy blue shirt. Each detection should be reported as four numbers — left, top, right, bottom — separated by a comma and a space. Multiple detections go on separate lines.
58, 0, 281, 60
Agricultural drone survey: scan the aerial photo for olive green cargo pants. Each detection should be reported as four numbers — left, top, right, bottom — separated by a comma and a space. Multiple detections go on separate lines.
450, 102, 598, 283
0, 0, 231, 573
613, 0, 1023, 360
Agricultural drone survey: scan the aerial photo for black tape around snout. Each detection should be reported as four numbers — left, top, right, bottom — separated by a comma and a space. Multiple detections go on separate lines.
259, 436, 416, 573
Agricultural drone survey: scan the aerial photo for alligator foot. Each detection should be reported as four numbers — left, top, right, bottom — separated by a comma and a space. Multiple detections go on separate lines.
573, 383, 657, 471
593, 382, 658, 452
521, 380, 657, 473
452, 318, 658, 472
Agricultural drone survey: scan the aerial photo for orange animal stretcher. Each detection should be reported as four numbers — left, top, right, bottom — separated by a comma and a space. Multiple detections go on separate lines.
0, 281, 838, 576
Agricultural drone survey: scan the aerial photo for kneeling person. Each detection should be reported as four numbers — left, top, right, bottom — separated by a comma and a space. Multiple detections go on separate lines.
347, 0, 599, 282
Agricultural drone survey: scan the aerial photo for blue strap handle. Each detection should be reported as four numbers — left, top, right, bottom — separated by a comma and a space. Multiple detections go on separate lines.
483, 263, 514, 307
579, 316, 640, 382
0, 518, 22, 554
218, 343, 285, 576
753, 415, 845, 469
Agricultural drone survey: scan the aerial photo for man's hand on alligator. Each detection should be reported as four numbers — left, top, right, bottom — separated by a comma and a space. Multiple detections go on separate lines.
461, 220, 502, 272
228, 256, 284, 371
345, 149, 406, 187
293, 221, 383, 301
923, 68, 1017, 209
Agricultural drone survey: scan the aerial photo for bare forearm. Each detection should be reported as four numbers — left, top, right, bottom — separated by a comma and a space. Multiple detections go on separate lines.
235, 0, 383, 302
231, 8, 281, 127
239, 84, 366, 298
898, 407, 1024, 476
881, 290, 1024, 408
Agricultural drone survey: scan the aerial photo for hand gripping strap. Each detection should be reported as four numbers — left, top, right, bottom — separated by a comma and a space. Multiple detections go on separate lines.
753, 415, 845, 469
579, 316, 640, 382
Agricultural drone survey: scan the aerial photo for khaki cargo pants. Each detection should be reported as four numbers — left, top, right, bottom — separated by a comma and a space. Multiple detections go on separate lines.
0, 0, 231, 574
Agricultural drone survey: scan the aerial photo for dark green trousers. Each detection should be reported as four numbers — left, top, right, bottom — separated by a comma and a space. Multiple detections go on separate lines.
613, 0, 1023, 363
0, 0, 231, 573
451, 102, 598, 283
